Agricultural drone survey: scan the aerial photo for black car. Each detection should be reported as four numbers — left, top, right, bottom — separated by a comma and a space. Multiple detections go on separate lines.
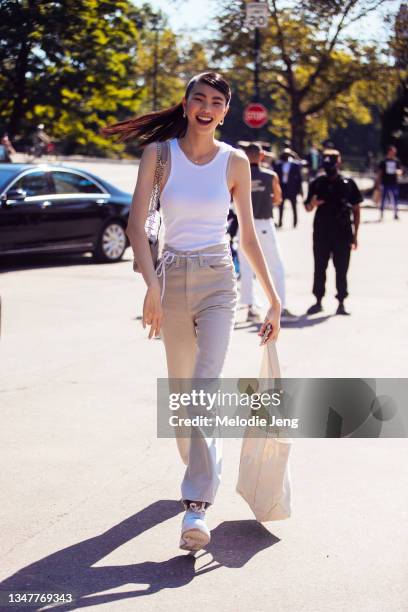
0, 163, 133, 262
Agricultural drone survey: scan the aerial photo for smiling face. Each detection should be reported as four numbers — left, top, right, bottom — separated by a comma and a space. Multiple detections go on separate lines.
182, 82, 229, 131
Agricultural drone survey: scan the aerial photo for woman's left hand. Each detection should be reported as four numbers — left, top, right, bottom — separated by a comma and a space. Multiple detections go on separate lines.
258, 302, 281, 345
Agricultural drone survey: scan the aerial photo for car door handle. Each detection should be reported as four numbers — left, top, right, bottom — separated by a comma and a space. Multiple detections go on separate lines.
96, 199, 108, 205
41, 201, 52, 209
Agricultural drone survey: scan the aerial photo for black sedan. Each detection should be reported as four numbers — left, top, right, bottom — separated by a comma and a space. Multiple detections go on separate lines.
0, 163, 133, 262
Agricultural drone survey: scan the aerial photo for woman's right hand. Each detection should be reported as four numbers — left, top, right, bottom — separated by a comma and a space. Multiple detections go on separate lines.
143, 280, 163, 339
258, 302, 281, 345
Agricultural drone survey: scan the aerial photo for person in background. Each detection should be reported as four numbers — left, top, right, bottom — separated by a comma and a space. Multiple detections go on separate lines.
33, 124, 52, 157
0, 132, 16, 163
274, 147, 303, 228
282, 139, 301, 161
376, 145, 403, 221
307, 143, 322, 180
305, 148, 362, 316
365, 150, 374, 174
238, 142, 299, 322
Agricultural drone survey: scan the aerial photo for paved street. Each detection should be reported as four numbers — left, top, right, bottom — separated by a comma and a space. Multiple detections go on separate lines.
1, 161, 407, 611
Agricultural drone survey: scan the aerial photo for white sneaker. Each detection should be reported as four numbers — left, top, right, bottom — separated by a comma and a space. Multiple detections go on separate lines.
179, 501, 210, 551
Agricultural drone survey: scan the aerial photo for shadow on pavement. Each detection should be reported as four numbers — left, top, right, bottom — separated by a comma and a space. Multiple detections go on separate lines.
0, 501, 278, 610
202, 519, 279, 567
235, 314, 332, 332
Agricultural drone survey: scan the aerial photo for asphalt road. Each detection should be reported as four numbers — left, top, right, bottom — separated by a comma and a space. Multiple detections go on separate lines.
0, 161, 407, 611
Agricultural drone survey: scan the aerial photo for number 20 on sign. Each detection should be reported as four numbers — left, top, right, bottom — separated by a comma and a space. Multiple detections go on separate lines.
245, 2, 269, 29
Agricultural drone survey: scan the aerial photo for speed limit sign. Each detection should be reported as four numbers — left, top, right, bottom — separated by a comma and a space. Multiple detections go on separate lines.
245, 2, 269, 29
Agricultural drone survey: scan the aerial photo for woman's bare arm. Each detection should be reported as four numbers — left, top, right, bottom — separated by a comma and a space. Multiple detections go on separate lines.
272, 174, 282, 206
126, 142, 160, 288
230, 151, 281, 308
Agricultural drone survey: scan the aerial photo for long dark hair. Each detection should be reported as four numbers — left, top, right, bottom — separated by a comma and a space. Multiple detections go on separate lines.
101, 71, 231, 146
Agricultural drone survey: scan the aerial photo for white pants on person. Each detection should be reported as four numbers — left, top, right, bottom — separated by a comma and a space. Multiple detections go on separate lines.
238, 218, 286, 308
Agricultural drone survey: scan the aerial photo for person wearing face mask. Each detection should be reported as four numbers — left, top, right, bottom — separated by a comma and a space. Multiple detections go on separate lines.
304, 149, 362, 316
274, 147, 303, 228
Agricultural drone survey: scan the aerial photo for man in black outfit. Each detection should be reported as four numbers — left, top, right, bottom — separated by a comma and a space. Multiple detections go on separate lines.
376, 145, 402, 221
274, 148, 303, 228
305, 149, 362, 316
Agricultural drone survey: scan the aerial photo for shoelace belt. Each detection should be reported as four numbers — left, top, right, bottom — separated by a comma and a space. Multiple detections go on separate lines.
156, 249, 227, 302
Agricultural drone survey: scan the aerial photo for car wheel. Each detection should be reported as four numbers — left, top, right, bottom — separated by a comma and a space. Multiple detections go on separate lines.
94, 221, 127, 263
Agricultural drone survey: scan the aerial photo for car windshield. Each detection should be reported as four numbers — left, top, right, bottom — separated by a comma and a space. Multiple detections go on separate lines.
0, 167, 19, 191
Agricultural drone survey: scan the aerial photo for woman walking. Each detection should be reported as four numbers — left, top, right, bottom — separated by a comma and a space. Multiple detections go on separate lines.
103, 72, 281, 551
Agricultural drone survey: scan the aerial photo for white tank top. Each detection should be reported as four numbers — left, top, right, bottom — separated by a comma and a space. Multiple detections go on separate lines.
160, 137, 235, 250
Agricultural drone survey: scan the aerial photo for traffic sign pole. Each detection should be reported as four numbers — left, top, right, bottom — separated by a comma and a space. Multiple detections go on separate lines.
245, 1, 269, 134
254, 24, 260, 102
253, 24, 260, 138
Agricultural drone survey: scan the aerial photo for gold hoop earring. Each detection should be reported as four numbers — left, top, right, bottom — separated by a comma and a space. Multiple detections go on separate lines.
219, 119, 224, 125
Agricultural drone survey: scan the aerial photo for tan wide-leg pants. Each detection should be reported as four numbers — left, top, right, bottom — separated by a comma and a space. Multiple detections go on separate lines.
159, 242, 238, 506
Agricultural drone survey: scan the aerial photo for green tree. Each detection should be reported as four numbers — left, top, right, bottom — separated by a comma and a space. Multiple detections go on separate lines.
380, 3, 408, 162
0, 0, 210, 156
211, 0, 399, 154
0, 0, 147, 155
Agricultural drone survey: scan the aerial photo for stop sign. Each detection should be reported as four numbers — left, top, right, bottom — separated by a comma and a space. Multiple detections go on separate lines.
243, 103, 268, 128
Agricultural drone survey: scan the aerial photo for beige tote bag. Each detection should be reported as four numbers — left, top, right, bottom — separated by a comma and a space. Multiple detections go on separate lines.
236, 341, 292, 522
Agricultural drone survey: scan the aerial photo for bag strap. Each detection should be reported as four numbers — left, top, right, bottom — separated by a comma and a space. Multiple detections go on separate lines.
149, 141, 167, 214
145, 141, 168, 238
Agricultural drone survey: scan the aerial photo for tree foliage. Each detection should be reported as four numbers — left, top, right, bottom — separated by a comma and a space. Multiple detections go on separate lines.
0, 0, 403, 158
0, 0, 208, 156
211, 0, 400, 154
380, 3, 408, 162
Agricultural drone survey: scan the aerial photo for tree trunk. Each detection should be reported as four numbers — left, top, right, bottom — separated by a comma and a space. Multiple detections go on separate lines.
290, 113, 306, 157
7, 0, 37, 137
8, 38, 31, 137
289, 94, 306, 156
